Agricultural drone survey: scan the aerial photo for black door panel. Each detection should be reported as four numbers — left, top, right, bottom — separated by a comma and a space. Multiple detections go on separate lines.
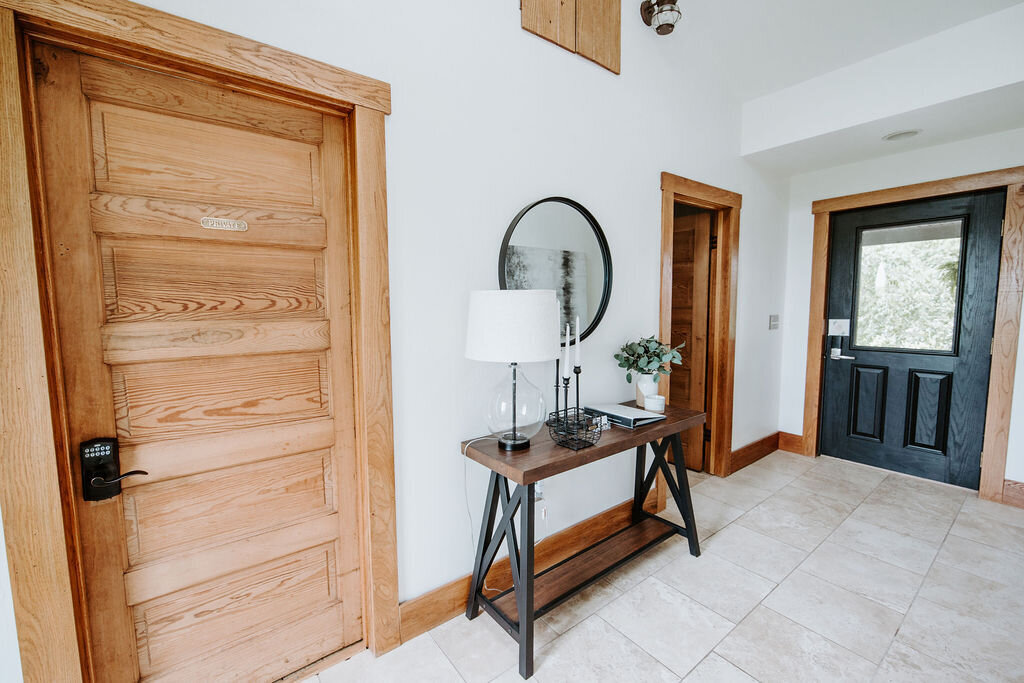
820, 190, 1005, 489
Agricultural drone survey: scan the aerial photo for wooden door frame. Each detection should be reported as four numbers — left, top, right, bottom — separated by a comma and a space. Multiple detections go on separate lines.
0, 1, 399, 680
800, 166, 1024, 505
658, 172, 740, 477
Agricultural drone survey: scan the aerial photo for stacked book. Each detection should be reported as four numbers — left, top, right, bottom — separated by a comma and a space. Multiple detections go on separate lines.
584, 403, 666, 430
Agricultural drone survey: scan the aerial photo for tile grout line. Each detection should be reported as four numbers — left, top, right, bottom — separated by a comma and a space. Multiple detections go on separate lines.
877, 492, 971, 673
459, 457, 971, 682
789, 472, 947, 612
590, 613, 685, 682
712, 462, 978, 678
945, 505, 1024, 557
425, 627, 472, 683
713, 462, 890, 675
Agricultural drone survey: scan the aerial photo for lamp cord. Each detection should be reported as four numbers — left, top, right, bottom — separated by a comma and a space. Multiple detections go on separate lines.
463, 436, 498, 593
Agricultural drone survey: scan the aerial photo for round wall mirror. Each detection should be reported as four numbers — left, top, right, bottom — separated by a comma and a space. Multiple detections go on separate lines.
498, 197, 612, 343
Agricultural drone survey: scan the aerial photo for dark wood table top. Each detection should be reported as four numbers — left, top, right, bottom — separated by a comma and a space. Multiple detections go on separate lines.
462, 404, 706, 485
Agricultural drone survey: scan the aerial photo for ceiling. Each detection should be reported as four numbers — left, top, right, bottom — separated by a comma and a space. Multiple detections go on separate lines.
743, 81, 1024, 174
673, 0, 1024, 100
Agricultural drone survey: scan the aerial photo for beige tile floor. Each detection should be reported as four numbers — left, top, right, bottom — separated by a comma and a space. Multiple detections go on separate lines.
313, 451, 1024, 682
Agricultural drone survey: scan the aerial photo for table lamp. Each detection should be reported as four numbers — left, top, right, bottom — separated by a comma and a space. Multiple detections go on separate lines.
465, 289, 559, 450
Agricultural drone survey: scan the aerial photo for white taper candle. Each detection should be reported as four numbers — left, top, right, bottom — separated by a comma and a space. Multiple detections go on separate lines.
575, 316, 581, 367
562, 324, 571, 377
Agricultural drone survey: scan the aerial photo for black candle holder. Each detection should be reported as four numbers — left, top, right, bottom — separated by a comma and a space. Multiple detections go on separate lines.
547, 359, 602, 450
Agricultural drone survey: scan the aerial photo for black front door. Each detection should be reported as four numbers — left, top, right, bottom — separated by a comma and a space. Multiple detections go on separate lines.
820, 190, 1006, 489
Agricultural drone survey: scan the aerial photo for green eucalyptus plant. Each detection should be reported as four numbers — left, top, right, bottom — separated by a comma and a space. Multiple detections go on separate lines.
614, 335, 685, 383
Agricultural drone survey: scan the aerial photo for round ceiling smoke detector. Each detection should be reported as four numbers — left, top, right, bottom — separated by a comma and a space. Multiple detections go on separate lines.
882, 129, 921, 142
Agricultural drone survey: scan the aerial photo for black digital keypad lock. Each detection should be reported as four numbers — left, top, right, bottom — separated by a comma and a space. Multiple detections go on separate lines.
81, 437, 121, 501
80, 437, 148, 500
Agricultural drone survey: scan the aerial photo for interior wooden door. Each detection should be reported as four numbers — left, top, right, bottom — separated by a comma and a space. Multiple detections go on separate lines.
32, 43, 362, 681
670, 209, 711, 470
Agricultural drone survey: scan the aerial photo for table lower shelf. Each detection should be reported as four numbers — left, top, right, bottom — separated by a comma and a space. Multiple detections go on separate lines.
483, 516, 675, 626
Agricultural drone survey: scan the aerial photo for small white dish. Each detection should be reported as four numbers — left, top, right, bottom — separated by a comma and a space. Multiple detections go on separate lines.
644, 394, 665, 413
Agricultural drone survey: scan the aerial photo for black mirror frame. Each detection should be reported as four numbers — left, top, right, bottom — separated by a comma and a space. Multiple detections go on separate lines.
498, 196, 613, 344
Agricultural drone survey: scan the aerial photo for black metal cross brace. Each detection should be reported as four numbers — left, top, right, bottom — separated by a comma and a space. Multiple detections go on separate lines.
465, 473, 536, 675
633, 432, 701, 557
465, 432, 700, 679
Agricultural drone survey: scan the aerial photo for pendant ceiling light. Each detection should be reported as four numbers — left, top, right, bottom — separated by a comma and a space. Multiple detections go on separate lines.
640, 0, 682, 35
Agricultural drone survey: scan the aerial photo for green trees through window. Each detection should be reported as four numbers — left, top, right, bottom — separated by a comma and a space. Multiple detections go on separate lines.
853, 220, 962, 352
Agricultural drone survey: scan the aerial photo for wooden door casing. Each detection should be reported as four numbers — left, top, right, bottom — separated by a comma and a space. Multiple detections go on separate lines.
658, 173, 740, 479
32, 42, 362, 681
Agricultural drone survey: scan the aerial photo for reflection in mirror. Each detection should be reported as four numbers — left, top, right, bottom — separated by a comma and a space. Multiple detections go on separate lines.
499, 198, 612, 342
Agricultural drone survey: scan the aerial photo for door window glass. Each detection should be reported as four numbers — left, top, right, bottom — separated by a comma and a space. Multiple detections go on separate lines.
853, 219, 963, 352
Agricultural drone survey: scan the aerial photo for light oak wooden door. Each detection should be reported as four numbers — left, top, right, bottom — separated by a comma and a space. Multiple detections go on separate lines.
32, 43, 362, 682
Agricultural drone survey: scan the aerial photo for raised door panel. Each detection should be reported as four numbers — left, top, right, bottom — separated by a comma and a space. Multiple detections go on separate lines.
145, 603, 346, 683
79, 54, 324, 144
100, 240, 325, 322
90, 193, 328, 249
134, 544, 344, 677
90, 101, 322, 210
120, 418, 336, 482
123, 449, 335, 564
111, 353, 330, 441
906, 370, 952, 452
849, 365, 887, 441
102, 320, 331, 364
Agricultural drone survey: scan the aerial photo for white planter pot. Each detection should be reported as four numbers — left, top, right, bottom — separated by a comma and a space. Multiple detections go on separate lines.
635, 373, 659, 408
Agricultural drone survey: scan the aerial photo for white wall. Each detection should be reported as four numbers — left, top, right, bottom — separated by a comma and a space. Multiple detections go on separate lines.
34, 0, 784, 605
777, 126, 1024, 477
0, 506, 24, 681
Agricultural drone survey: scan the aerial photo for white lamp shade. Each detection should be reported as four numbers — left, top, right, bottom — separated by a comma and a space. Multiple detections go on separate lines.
465, 290, 560, 363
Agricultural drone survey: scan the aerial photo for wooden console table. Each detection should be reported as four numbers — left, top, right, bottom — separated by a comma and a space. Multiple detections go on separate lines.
461, 405, 705, 679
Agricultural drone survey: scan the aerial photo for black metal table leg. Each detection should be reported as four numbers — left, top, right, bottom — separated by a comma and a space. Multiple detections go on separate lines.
628, 432, 702, 558
464, 423, 703, 679
517, 483, 535, 679
466, 472, 500, 619
632, 444, 646, 521
669, 433, 701, 557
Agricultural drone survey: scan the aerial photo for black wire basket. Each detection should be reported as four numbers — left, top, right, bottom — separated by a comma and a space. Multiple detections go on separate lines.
547, 408, 603, 451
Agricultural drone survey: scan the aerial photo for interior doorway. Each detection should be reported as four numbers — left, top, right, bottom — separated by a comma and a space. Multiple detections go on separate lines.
669, 205, 715, 470
658, 173, 740, 477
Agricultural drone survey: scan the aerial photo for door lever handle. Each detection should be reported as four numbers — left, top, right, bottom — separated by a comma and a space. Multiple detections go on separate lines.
90, 470, 148, 487
829, 348, 856, 361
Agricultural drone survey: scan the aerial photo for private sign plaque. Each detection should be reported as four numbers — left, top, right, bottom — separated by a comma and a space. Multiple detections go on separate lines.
200, 217, 248, 231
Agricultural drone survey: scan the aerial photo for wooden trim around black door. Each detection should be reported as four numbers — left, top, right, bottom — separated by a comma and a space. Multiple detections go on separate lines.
659, 172, 740, 477
800, 168, 1024, 504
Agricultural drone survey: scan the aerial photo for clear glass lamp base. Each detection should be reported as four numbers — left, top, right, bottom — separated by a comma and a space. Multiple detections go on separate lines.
487, 364, 545, 452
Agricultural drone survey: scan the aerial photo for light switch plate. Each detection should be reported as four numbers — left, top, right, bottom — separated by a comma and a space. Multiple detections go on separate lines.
768, 314, 780, 330
828, 318, 851, 336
